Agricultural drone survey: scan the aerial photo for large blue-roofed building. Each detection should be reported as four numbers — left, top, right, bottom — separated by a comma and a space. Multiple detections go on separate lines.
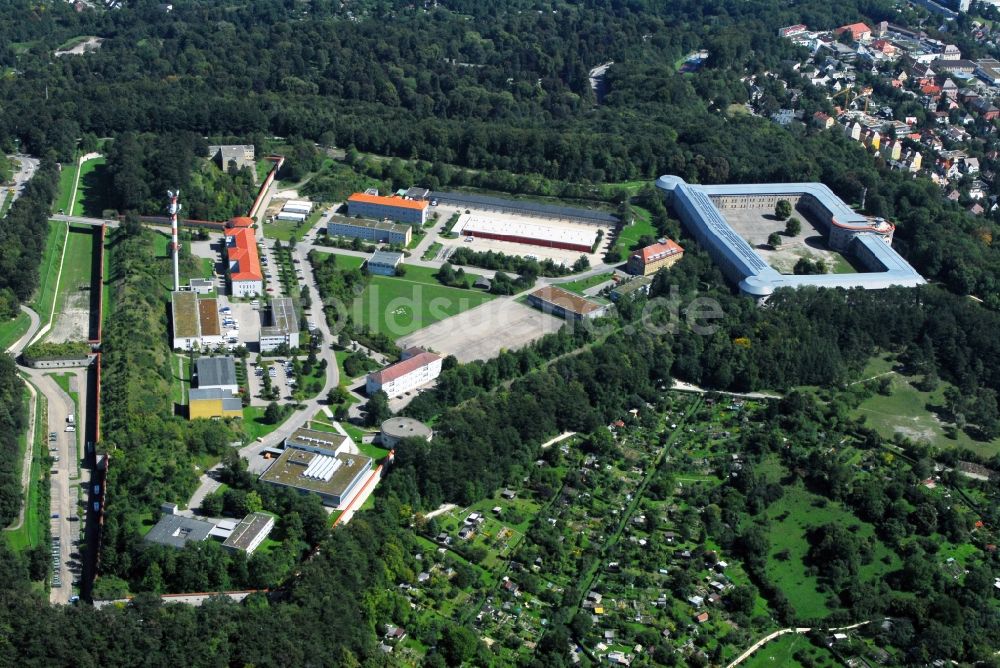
655, 175, 925, 299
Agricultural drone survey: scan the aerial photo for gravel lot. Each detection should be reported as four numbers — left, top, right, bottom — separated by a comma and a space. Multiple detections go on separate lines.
397, 297, 563, 363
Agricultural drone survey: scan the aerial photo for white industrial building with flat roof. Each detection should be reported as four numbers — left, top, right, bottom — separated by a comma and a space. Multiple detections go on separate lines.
259, 297, 300, 352
459, 215, 599, 253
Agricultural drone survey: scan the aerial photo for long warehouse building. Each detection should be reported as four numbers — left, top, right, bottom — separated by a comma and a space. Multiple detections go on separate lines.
347, 193, 428, 225
460, 216, 598, 253
654, 175, 925, 300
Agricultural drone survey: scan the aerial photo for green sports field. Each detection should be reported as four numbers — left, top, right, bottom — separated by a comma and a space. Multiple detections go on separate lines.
352, 265, 493, 337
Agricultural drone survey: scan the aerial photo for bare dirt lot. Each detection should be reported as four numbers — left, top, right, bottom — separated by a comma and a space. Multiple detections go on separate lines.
397, 297, 564, 363
720, 204, 857, 275
48, 292, 91, 344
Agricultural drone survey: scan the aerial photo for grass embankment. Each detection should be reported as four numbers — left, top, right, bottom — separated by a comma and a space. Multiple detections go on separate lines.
0, 312, 31, 352
354, 264, 494, 337
610, 205, 657, 258
53, 160, 80, 214
33, 222, 68, 321
6, 386, 47, 551
71, 156, 109, 217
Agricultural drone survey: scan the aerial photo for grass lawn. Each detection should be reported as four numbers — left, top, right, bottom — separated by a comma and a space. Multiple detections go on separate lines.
422, 242, 443, 260
172, 354, 191, 406
0, 311, 30, 351
354, 268, 494, 337
613, 205, 658, 255
743, 633, 838, 668
5, 387, 44, 551
557, 272, 613, 295
341, 422, 374, 446
47, 226, 98, 339
266, 208, 322, 242
54, 160, 79, 214
762, 480, 898, 621
241, 406, 285, 441
72, 156, 109, 217
317, 251, 365, 270
33, 222, 68, 318
851, 357, 1000, 457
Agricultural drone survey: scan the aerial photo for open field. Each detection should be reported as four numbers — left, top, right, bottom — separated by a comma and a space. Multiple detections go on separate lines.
266, 206, 324, 242
742, 633, 838, 668
761, 472, 899, 620
242, 405, 285, 441
852, 364, 1000, 457
720, 204, 859, 275
396, 297, 563, 362
48, 226, 101, 343
352, 268, 495, 338
72, 156, 109, 217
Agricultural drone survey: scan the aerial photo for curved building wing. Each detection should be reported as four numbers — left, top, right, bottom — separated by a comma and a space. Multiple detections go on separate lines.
655, 176, 925, 298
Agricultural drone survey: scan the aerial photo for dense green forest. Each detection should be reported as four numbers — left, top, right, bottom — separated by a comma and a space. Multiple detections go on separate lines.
2, 0, 1000, 665
103, 133, 257, 220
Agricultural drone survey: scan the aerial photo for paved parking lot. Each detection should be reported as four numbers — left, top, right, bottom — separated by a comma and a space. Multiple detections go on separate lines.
246, 357, 298, 404
216, 297, 261, 352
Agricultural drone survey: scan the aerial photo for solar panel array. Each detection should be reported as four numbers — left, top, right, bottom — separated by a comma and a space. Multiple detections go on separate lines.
429, 191, 618, 225
301, 455, 343, 482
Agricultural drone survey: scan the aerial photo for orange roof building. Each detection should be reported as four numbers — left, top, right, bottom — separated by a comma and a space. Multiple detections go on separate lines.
347, 192, 428, 225
224, 228, 263, 297
834, 22, 872, 42
627, 239, 684, 276
228, 216, 255, 228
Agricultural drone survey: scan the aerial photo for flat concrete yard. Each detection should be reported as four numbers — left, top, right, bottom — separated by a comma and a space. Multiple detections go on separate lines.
397, 297, 563, 363
720, 204, 858, 275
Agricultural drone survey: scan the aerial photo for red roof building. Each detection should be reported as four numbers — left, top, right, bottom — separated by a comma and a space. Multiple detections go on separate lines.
834, 22, 872, 42
347, 192, 429, 225
228, 216, 255, 228
627, 239, 684, 276
224, 228, 263, 297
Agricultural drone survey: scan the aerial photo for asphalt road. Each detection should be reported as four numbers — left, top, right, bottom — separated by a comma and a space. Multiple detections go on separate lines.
6, 301, 93, 604
0, 155, 40, 214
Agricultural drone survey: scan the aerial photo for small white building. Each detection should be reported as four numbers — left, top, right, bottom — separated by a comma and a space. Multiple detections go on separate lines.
366, 347, 442, 396
366, 250, 404, 276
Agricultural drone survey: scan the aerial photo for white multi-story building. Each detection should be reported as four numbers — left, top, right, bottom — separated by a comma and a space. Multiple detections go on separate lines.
259, 297, 300, 352
366, 348, 442, 396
